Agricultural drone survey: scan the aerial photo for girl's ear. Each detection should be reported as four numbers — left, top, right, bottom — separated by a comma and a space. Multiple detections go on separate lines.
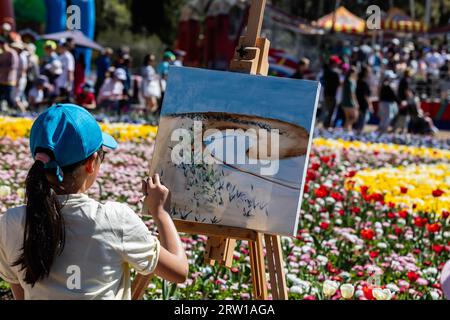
84, 153, 98, 174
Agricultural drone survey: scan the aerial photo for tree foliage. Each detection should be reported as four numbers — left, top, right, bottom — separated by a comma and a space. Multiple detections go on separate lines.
95, 0, 132, 34
130, 0, 187, 45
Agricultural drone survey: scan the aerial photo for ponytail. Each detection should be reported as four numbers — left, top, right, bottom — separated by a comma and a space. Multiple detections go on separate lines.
13, 156, 65, 287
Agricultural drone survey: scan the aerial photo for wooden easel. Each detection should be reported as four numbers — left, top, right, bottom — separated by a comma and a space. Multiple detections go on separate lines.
132, 0, 288, 301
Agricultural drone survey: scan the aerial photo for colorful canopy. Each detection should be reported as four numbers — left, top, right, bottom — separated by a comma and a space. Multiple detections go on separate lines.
315, 6, 365, 34
382, 8, 427, 33
41, 30, 103, 51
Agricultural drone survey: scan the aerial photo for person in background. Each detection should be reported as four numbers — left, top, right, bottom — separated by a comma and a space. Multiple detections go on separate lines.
95, 47, 113, 95
355, 66, 372, 133
28, 75, 51, 109
43, 59, 63, 91
0, 36, 19, 110
408, 89, 438, 135
74, 53, 86, 95
378, 70, 399, 134
141, 54, 161, 114
55, 39, 75, 102
25, 43, 40, 96
76, 81, 96, 110
291, 58, 310, 80
174, 50, 186, 67
397, 68, 412, 102
158, 51, 175, 80
41, 40, 58, 71
98, 68, 126, 114
1, 22, 12, 40
341, 66, 359, 132
66, 37, 76, 56
393, 68, 413, 133
11, 41, 28, 112
321, 55, 342, 128
116, 53, 132, 94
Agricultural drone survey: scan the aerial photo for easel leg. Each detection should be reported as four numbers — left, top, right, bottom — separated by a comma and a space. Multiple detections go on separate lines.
265, 235, 288, 300
249, 233, 268, 300
204, 236, 236, 267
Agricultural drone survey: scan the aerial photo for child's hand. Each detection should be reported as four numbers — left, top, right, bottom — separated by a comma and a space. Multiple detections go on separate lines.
142, 174, 170, 218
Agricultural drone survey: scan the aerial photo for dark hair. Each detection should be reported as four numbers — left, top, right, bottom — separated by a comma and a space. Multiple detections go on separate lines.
358, 66, 370, 81
143, 53, 155, 66
13, 148, 104, 286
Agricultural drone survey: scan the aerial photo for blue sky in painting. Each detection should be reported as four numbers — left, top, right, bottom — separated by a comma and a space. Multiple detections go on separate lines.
161, 66, 321, 130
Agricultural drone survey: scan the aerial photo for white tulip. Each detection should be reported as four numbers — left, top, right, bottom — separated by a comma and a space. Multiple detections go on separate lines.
372, 288, 392, 300
0, 185, 11, 197
340, 283, 355, 299
290, 285, 303, 295
377, 242, 388, 249
430, 290, 440, 300
323, 280, 339, 297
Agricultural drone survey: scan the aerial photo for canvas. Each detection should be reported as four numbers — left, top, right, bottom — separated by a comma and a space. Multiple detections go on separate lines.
150, 66, 320, 236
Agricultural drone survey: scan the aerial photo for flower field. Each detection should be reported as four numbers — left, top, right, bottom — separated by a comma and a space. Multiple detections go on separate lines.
0, 117, 449, 300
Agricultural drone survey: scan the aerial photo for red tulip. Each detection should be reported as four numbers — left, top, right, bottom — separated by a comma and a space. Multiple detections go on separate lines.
315, 185, 328, 198
360, 185, 369, 194
398, 210, 408, 219
361, 228, 375, 240
346, 170, 357, 178
400, 186, 408, 194
320, 222, 330, 230
369, 251, 379, 259
311, 162, 320, 170
303, 184, 309, 193
320, 156, 331, 164
362, 285, 374, 300
387, 212, 396, 219
432, 189, 444, 197
407, 271, 419, 283
413, 217, 427, 227
432, 244, 444, 254
426, 223, 441, 233
330, 192, 344, 201
351, 207, 361, 214
394, 226, 403, 235
442, 211, 449, 219
369, 193, 384, 202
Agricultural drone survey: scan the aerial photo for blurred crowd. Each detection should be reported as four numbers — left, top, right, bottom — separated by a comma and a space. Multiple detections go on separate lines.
0, 22, 185, 121
2, 17, 450, 134
299, 38, 450, 136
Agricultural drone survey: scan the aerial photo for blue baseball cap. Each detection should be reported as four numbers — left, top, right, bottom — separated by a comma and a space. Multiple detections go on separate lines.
30, 104, 118, 182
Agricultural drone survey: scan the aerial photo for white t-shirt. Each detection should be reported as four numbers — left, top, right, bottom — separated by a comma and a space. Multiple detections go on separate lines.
28, 87, 44, 104
0, 194, 160, 300
55, 51, 75, 90
98, 78, 124, 102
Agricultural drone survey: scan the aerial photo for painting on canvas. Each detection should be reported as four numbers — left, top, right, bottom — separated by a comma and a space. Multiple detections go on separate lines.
150, 66, 320, 236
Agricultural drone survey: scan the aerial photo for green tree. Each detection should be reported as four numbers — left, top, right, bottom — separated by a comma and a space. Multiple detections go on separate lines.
95, 0, 132, 35
130, 0, 187, 45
